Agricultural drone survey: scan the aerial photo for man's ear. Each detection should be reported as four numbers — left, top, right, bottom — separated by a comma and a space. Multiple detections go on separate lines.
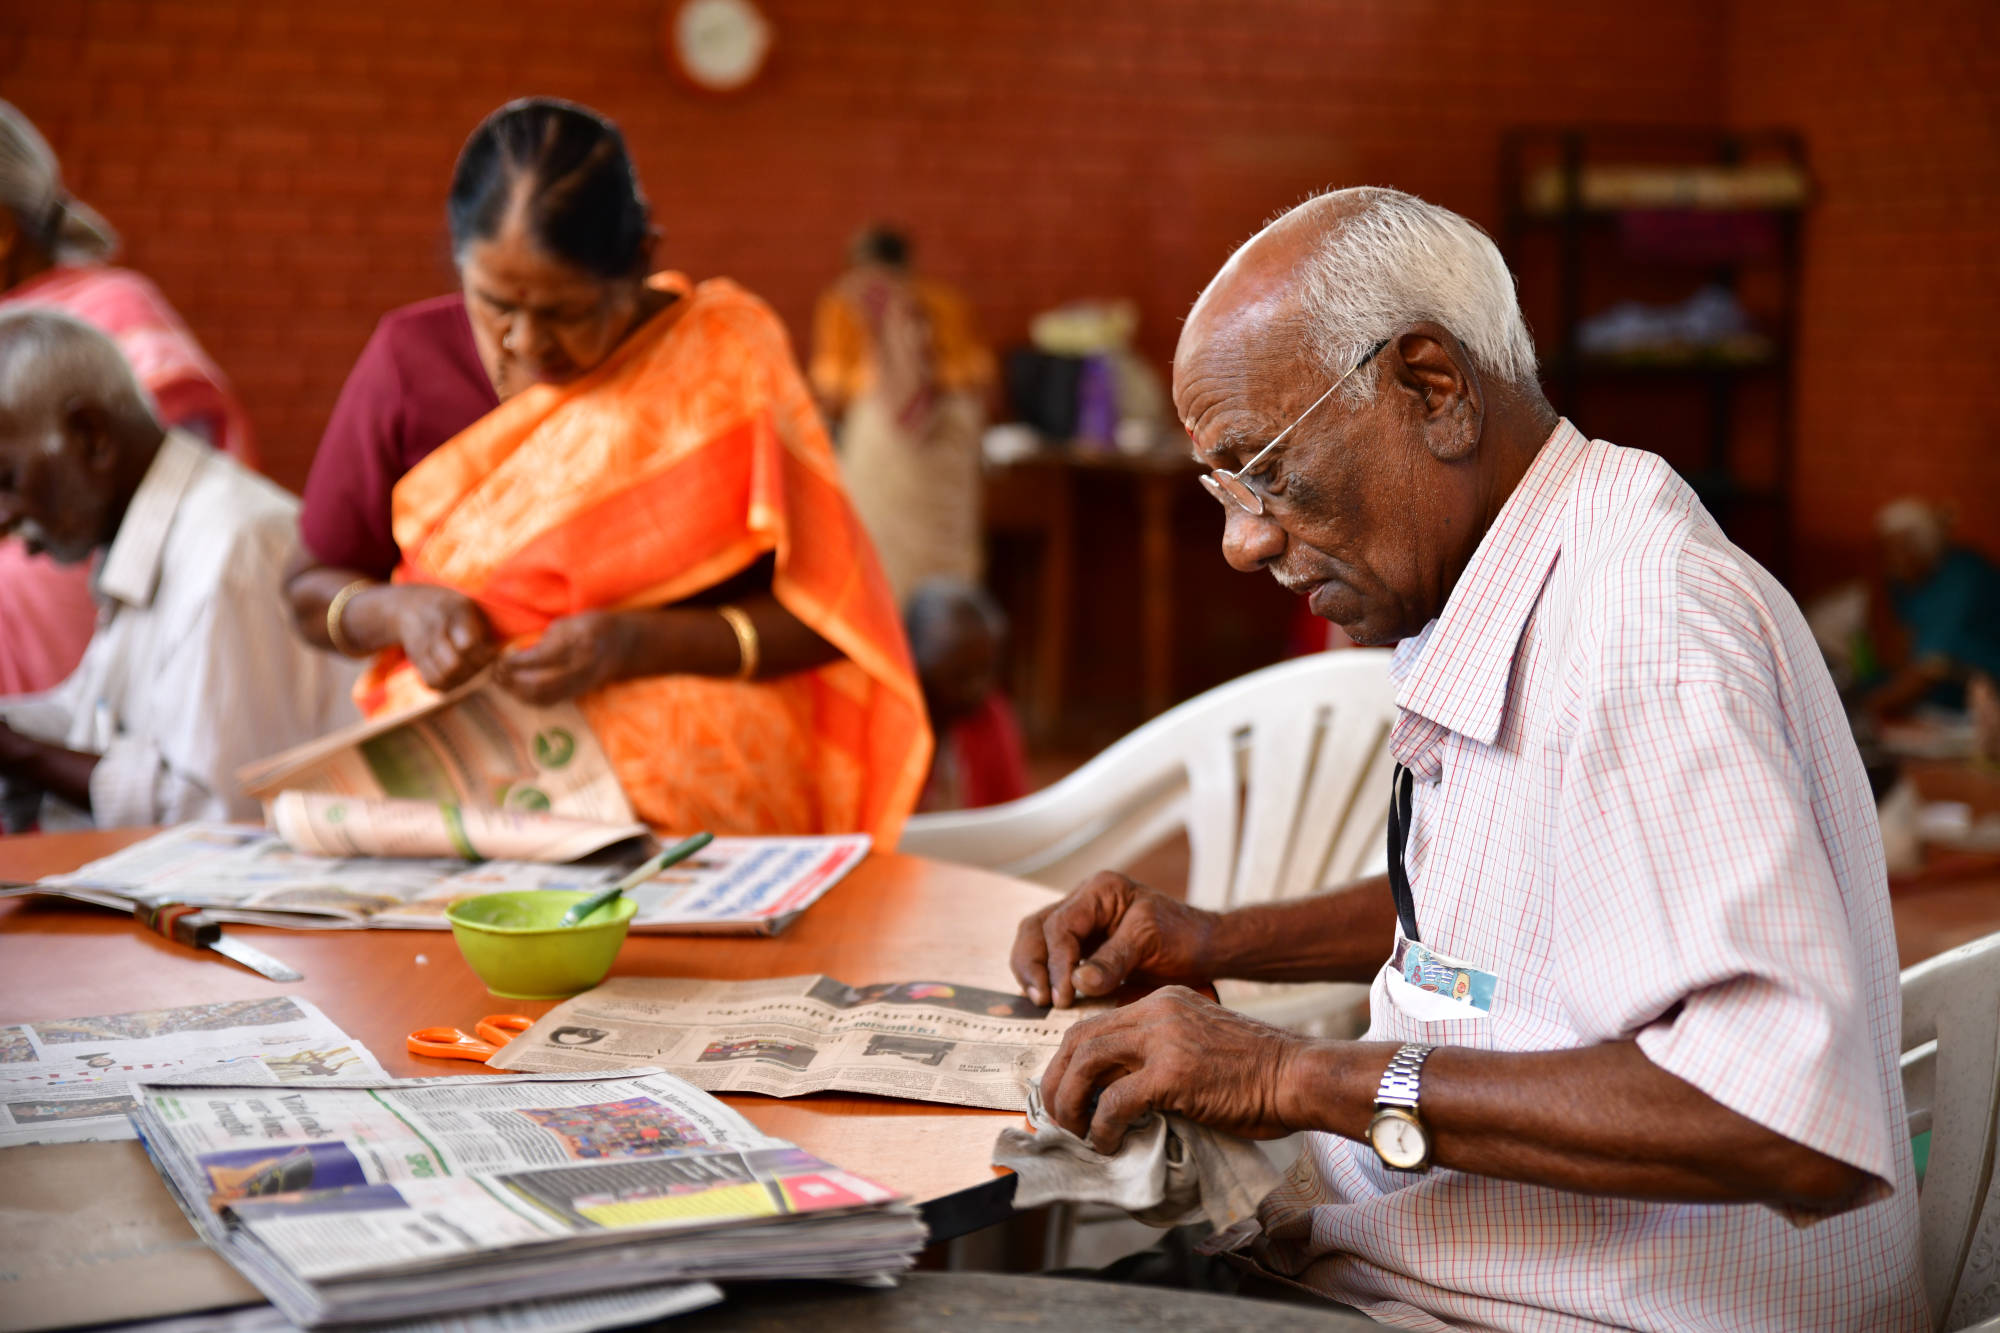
1392, 323, 1483, 463
63, 400, 118, 475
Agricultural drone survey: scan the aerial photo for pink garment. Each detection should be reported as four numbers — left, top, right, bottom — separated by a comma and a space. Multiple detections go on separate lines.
0, 266, 254, 695
1255, 422, 1925, 1331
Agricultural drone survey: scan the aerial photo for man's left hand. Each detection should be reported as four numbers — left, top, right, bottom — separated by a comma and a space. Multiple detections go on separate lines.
1039, 985, 1317, 1153
493, 611, 637, 704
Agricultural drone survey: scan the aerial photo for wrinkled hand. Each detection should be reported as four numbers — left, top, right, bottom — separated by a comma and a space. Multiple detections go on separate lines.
1040, 986, 1313, 1152
1012, 871, 1221, 1008
392, 586, 497, 692
493, 611, 636, 705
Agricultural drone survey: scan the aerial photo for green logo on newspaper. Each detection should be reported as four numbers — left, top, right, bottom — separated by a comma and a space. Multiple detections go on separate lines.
533, 729, 576, 769
325, 803, 347, 824
502, 785, 553, 814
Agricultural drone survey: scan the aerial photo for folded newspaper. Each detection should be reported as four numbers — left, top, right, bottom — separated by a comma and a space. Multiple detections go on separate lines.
489, 975, 1097, 1112
17, 822, 869, 935
240, 682, 658, 865
0, 996, 387, 1150
131, 1068, 925, 1328
238, 684, 637, 829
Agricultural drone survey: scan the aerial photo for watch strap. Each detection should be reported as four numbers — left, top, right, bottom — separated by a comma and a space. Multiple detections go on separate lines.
1374, 1042, 1435, 1110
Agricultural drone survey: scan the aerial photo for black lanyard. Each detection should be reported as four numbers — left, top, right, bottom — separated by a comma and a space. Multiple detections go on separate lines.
1387, 762, 1420, 943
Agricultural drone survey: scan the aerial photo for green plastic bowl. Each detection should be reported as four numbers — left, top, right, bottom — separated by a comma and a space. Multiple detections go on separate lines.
444, 891, 637, 1000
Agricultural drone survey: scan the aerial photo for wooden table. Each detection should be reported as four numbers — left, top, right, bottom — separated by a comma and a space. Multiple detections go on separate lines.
0, 829, 1061, 1242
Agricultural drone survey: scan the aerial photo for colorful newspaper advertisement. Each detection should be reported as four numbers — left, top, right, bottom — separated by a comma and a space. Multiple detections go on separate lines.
488, 975, 1098, 1111
19, 824, 868, 934
0, 997, 387, 1149
267, 792, 649, 864
131, 1070, 922, 1327
236, 683, 635, 825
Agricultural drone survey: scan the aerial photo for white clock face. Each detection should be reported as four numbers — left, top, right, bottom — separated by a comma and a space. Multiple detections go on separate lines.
1371, 1112, 1428, 1169
675, 0, 771, 92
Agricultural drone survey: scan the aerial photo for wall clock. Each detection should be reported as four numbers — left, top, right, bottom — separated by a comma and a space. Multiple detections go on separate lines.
666, 0, 773, 94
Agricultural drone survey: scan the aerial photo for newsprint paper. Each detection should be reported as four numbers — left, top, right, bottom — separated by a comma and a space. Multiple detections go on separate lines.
489, 975, 1100, 1112
18, 822, 869, 935
131, 1069, 922, 1328
0, 996, 387, 1150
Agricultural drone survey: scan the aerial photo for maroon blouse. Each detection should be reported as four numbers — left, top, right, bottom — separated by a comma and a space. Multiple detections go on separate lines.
300, 294, 499, 578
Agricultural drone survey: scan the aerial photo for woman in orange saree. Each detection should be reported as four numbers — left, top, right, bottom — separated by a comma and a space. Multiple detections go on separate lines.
287, 100, 927, 841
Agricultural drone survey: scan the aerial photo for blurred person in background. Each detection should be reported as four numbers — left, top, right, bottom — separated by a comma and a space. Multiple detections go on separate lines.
811, 225, 995, 605
284, 98, 928, 841
905, 580, 1028, 812
0, 100, 255, 697
1866, 497, 2000, 723
0, 310, 353, 829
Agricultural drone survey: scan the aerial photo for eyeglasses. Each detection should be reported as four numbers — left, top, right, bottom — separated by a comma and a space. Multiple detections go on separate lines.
1197, 339, 1390, 516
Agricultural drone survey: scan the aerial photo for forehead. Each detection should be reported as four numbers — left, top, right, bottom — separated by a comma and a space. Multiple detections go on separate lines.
459, 224, 611, 307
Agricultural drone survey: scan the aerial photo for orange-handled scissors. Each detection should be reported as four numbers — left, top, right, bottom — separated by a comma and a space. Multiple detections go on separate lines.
406, 1013, 533, 1062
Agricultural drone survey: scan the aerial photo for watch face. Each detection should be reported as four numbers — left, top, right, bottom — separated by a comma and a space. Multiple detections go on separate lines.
1369, 1109, 1429, 1170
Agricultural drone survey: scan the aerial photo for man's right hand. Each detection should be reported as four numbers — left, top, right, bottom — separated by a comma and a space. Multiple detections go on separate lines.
389, 586, 497, 692
1011, 871, 1222, 1008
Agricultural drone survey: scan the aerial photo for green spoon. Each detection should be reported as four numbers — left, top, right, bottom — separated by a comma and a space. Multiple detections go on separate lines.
559, 831, 714, 928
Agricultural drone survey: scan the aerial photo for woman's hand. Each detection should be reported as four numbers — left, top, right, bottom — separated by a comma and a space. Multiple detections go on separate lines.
390, 586, 498, 692
492, 610, 636, 704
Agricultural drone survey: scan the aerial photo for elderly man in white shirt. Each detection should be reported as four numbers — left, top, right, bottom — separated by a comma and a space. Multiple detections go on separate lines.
0, 307, 357, 827
1013, 189, 1925, 1330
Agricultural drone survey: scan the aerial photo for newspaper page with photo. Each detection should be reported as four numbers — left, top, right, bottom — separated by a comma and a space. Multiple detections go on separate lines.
488, 976, 1099, 1111
237, 683, 635, 826
16, 824, 869, 934
131, 1070, 923, 1328
0, 997, 387, 1149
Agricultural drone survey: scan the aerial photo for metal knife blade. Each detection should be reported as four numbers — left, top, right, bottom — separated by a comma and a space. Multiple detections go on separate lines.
207, 930, 305, 982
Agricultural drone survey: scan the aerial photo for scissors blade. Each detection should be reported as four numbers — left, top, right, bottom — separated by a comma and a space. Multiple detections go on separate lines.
207, 931, 304, 983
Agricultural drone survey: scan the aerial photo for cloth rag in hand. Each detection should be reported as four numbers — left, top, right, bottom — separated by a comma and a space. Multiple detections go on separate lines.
993, 1081, 1282, 1251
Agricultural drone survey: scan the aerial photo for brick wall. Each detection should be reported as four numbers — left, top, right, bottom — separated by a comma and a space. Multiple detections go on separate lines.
1727, 0, 2000, 589
4, 0, 1727, 492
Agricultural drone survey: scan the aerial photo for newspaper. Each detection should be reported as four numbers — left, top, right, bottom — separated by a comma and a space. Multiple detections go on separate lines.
236, 683, 635, 825
131, 1069, 924, 1328
489, 975, 1098, 1112
267, 792, 649, 864
21, 823, 870, 935
0, 997, 387, 1150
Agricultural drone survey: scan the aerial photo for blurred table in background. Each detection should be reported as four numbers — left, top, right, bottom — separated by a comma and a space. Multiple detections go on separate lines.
1891, 758, 2000, 967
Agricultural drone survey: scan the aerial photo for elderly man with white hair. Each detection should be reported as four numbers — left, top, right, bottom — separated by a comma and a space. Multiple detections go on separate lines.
0, 308, 356, 828
1014, 189, 1924, 1330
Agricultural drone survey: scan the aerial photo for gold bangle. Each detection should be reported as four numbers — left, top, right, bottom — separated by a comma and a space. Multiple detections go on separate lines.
716, 604, 758, 681
326, 579, 373, 657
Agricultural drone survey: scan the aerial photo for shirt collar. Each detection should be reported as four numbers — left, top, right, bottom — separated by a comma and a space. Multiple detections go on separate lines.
96, 430, 208, 610
1394, 418, 1588, 747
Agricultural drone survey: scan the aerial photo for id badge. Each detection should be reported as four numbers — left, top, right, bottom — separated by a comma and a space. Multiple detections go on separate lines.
1385, 937, 1499, 1022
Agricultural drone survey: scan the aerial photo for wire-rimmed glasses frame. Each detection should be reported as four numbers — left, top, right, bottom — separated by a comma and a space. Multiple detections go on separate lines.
1196, 339, 1390, 517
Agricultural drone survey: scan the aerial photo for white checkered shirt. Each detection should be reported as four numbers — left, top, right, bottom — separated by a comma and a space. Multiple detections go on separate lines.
1254, 421, 1926, 1331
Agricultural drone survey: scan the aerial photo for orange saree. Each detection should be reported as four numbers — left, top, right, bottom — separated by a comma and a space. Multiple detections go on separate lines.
357, 274, 932, 842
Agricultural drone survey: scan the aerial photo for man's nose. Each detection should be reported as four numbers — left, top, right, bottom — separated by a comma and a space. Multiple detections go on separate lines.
1219, 504, 1286, 572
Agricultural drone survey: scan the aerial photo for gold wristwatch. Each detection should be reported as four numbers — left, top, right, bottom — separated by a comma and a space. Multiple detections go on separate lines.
1367, 1042, 1436, 1172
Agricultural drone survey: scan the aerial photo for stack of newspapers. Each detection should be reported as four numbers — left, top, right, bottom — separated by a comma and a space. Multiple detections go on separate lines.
132, 1068, 926, 1327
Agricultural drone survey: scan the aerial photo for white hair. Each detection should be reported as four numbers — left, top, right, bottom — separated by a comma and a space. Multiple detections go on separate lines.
1248, 186, 1539, 401
0, 306, 158, 437
0, 100, 118, 264
1877, 497, 1949, 558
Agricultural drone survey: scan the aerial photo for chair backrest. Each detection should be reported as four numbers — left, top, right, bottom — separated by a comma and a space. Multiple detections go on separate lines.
899, 651, 1398, 910
1902, 929, 2000, 1330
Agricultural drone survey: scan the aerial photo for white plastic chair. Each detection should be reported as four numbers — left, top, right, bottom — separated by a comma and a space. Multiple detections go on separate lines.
1902, 930, 2000, 1331
900, 650, 1398, 1035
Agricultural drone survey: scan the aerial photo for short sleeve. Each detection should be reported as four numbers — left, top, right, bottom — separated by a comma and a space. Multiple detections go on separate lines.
1552, 676, 1898, 1200
808, 290, 866, 405
299, 321, 410, 578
